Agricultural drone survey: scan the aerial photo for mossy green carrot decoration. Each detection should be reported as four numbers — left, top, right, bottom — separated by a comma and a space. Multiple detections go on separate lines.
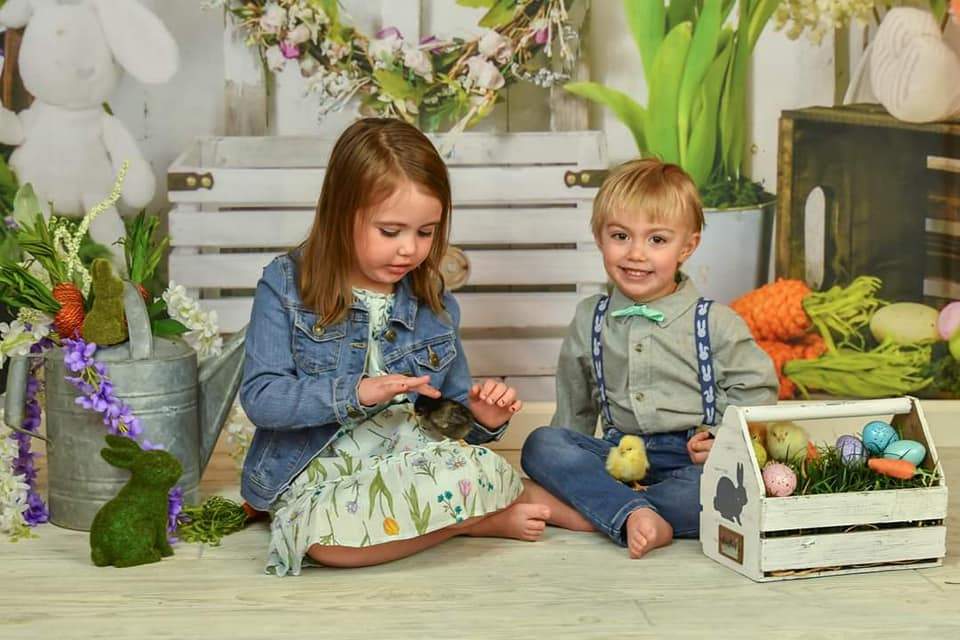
82, 258, 127, 346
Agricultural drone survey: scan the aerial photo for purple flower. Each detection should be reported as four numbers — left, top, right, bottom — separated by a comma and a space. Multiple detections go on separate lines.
3, 215, 18, 231
534, 28, 549, 45
23, 491, 49, 526
279, 40, 300, 59
376, 26, 402, 40
16, 362, 48, 528
167, 487, 184, 544
63, 338, 98, 372
346, 500, 359, 514
419, 34, 444, 53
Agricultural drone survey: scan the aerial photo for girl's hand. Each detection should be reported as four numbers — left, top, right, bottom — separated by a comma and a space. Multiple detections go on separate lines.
358, 374, 440, 407
687, 430, 714, 465
469, 379, 522, 429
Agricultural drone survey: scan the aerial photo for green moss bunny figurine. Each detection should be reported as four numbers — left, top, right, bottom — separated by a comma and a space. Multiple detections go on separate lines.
81, 258, 127, 346
89, 435, 182, 568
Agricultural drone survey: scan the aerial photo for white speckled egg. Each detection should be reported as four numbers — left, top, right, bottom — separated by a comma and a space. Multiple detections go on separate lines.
762, 462, 797, 497
882, 439, 927, 466
836, 435, 867, 466
862, 421, 899, 455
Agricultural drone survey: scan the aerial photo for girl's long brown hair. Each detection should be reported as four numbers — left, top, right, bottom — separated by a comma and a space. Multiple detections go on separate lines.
299, 118, 452, 325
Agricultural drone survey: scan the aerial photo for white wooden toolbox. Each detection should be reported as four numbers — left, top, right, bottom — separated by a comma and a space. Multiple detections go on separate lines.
167, 132, 607, 398
700, 397, 948, 581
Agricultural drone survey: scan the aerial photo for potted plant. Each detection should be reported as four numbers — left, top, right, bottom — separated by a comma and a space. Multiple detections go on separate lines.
564, 0, 780, 302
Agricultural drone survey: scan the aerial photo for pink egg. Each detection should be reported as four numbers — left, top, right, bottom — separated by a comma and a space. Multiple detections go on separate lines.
762, 462, 797, 497
937, 301, 960, 340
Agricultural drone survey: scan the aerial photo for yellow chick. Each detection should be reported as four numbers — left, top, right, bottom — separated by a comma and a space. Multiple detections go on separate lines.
606, 435, 649, 490
765, 421, 809, 464
751, 433, 768, 468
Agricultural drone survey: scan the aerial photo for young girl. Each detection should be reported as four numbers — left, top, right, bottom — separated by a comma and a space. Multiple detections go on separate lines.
239, 118, 551, 575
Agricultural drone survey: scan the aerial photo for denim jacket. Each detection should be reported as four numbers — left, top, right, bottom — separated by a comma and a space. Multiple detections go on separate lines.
239, 252, 504, 510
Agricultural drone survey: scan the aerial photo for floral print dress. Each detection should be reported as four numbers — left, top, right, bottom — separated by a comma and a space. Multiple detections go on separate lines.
266, 288, 523, 576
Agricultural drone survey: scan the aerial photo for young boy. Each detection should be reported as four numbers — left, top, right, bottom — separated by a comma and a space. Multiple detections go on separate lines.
520, 158, 778, 558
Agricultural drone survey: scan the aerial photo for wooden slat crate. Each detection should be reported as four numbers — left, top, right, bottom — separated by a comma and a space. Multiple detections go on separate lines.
776, 104, 960, 305
167, 132, 607, 398
701, 397, 948, 581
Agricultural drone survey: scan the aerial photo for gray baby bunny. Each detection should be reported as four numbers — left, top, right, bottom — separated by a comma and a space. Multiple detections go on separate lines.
713, 462, 748, 526
89, 435, 182, 568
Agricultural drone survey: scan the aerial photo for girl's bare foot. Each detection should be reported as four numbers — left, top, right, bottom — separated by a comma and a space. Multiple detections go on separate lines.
625, 507, 673, 558
465, 503, 552, 541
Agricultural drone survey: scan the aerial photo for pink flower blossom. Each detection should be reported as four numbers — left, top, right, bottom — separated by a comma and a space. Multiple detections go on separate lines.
280, 40, 301, 59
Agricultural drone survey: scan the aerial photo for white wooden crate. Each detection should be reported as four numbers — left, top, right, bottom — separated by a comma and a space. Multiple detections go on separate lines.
700, 397, 948, 582
167, 132, 607, 397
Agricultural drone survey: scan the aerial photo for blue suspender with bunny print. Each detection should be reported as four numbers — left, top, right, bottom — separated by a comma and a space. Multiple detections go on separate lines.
590, 296, 717, 430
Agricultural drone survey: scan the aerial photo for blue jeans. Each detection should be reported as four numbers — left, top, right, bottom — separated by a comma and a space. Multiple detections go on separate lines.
521, 426, 703, 546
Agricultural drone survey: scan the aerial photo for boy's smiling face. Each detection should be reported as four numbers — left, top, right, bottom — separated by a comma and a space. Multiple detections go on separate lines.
597, 211, 700, 303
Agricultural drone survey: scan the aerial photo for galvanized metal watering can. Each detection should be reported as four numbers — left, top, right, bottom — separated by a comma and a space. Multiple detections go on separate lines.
3, 282, 246, 531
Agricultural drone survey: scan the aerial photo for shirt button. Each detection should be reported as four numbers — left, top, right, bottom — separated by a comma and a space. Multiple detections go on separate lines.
634, 392, 645, 402
634, 344, 643, 353
384, 329, 397, 342
313, 322, 325, 336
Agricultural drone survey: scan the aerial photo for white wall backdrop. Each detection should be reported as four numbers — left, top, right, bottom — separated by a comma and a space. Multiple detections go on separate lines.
103, 0, 839, 211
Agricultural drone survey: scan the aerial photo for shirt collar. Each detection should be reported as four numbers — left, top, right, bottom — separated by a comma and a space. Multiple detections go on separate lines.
608, 272, 701, 328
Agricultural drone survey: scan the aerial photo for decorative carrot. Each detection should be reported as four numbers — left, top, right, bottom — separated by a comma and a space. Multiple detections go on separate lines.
868, 457, 918, 480
731, 276, 882, 349
758, 334, 827, 399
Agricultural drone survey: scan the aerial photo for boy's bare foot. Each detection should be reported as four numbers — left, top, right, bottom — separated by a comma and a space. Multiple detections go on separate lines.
625, 507, 673, 559
466, 503, 551, 541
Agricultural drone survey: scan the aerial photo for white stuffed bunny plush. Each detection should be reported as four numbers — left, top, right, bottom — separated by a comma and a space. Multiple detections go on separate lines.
0, 0, 178, 270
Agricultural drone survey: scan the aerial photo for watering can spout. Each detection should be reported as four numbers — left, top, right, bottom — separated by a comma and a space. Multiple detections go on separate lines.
197, 327, 247, 473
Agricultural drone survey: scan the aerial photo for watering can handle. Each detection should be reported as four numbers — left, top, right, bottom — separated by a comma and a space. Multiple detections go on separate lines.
2, 356, 49, 443
123, 281, 154, 361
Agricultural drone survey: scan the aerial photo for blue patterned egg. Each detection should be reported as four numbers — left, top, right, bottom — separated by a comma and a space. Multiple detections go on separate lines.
882, 439, 927, 466
836, 435, 866, 465
862, 421, 899, 455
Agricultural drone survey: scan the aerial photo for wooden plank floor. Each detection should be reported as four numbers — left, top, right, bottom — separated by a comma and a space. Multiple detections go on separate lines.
2, 449, 959, 640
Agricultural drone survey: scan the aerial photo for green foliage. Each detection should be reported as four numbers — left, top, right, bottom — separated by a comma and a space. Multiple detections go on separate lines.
120, 210, 168, 287
566, 0, 777, 206
0, 261, 60, 314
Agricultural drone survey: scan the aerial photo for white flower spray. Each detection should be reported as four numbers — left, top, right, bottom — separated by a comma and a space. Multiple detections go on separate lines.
161, 282, 223, 359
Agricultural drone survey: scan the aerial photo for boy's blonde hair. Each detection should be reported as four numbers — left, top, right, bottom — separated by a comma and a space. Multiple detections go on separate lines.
591, 158, 704, 237
299, 118, 451, 326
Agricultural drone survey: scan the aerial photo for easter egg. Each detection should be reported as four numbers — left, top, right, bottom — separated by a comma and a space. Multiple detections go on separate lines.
762, 462, 797, 497
836, 435, 867, 466
862, 420, 899, 455
937, 301, 960, 340
950, 331, 960, 360
882, 439, 927, 466
869, 303, 940, 344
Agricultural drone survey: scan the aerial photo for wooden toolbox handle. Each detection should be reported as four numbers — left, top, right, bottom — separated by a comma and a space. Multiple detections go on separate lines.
740, 397, 913, 423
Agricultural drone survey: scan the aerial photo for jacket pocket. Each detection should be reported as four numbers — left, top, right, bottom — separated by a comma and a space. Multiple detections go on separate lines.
411, 335, 457, 373
292, 310, 344, 375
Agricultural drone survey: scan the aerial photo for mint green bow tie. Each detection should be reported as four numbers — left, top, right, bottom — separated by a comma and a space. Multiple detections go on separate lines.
610, 303, 665, 323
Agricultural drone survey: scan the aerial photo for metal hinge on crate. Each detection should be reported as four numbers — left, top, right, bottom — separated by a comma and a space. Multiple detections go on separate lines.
564, 169, 608, 188
168, 172, 214, 191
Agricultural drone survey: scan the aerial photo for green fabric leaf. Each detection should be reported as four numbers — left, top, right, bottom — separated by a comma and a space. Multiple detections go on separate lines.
151, 318, 189, 337
623, 0, 665, 86
479, 0, 519, 29
564, 81, 647, 152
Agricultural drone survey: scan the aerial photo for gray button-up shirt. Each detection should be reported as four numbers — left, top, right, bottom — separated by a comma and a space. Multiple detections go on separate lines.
551, 274, 778, 436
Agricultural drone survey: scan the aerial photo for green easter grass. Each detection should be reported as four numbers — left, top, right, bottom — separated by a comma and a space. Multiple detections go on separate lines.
785, 446, 941, 496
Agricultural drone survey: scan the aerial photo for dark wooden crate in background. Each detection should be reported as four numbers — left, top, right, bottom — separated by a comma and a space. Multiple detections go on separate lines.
776, 104, 960, 306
